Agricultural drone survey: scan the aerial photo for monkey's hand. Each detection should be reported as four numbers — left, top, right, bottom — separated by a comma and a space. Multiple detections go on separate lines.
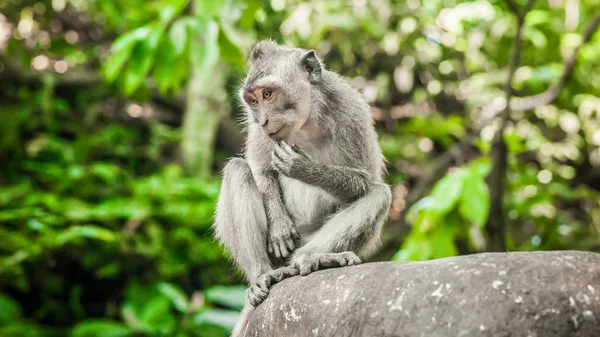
271, 141, 313, 179
268, 215, 300, 259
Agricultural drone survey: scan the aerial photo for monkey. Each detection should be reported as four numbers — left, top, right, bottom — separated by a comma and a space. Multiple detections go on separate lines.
213, 40, 392, 336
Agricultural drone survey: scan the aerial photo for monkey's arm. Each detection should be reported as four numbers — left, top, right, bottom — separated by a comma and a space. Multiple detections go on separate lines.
247, 134, 300, 260
272, 142, 373, 203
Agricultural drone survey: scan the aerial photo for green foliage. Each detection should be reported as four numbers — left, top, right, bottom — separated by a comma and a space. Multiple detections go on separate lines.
102, 0, 254, 96
1, 0, 600, 335
396, 159, 491, 261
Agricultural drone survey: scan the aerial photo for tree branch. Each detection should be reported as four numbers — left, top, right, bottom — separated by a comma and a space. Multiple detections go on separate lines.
485, 0, 534, 252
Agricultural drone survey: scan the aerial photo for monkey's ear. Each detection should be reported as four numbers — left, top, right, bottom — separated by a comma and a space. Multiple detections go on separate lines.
301, 50, 322, 84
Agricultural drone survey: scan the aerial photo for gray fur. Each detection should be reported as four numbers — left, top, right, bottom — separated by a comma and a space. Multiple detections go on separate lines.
213, 40, 392, 336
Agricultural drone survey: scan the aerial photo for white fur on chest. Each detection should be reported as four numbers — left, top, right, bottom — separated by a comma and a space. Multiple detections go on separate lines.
279, 175, 340, 235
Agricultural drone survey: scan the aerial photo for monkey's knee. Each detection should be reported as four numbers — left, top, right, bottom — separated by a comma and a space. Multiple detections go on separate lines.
214, 158, 260, 238
222, 157, 253, 182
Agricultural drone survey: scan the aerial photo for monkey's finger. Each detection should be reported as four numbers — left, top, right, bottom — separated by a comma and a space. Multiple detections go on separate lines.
273, 146, 286, 162
291, 145, 310, 158
285, 238, 296, 253
275, 142, 295, 160
271, 152, 283, 167
273, 147, 289, 165
298, 262, 314, 276
273, 243, 282, 259
279, 244, 290, 258
290, 228, 301, 241
279, 141, 296, 156
271, 158, 285, 173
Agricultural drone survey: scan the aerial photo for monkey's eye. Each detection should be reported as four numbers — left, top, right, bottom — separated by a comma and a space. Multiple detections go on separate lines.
249, 98, 258, 106
262, 90, 273, 100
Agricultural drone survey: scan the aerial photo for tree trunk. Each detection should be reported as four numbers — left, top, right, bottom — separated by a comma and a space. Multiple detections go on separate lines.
180, 4, 230, 178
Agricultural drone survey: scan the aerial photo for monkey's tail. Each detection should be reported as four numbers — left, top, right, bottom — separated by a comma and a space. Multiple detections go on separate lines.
231, 302, 255, 337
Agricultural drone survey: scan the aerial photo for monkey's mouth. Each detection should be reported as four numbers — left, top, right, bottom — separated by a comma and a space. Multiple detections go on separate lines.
268, 124, 291, 141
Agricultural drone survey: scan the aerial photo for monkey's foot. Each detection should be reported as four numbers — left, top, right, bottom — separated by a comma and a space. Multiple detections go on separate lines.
292, 251, 361, 276
247, 266, 299, 307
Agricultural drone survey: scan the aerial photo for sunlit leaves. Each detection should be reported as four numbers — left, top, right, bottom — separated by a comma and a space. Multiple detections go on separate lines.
103, 28, 142, 82
218, 25, 245, 68
169, 18, 189, 55
195, 0, 226, 19
56, 225, 117, 244
428, 170, 465, 216
103, 25, 163, 95
204, 285, 246, 310
157, 282, 189, 313
71, 320, 134, 337
159, 0, 189, 24
397, 158, 491, 261
459, 175, 490, 228
103, 0, 250, 96
124, 27, 162, 94
193, 309, 240, 331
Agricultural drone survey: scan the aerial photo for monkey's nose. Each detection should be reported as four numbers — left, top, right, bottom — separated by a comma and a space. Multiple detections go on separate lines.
261, 119, 269, 127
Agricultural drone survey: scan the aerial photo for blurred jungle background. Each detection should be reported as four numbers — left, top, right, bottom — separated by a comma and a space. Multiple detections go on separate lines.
1, 0, 599, 336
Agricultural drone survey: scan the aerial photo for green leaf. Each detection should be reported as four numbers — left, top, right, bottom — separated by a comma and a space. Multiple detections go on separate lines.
169, 18, 189, 56
459, 175, 490, 227
525, 10, 552, 26
123, 27, 163, 95
430, 222, 457, 258
394, 232, 433, 261
0, 295, 22, 324
0, 322, 47, 337
218, 26, 244, 68
193, 308, 240, 331
239, 0, 260, 28
104, 42, 138, 82
466, 157, 491, 177
138, 296, 175, 334
56, 226, 117, 245
159, 0, 189, 23
204, 285, 246, 309
196, 0, 226, 18
405, 196, 434, 224
71, 320, 134, 337
104, 27, 152, 82
157, 282, 189, 312
429, 171, 465, 216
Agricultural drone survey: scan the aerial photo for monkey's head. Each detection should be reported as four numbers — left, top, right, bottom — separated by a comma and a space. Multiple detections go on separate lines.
240, 40, 323, 142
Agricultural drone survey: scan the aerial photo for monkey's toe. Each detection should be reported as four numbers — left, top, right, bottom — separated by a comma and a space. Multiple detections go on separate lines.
293, 252, 362, 276
298, 259, 319, 276
340, 251, 361, 266
247, 282, 269, 307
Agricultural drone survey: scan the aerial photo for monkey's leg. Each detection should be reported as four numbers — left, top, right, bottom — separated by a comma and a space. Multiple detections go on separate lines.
291, 182, 392, 275
213, 158, 272, 282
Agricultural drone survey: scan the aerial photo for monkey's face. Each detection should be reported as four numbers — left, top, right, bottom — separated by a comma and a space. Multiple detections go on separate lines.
240, 41, 319, 142
242, 79, 311, 142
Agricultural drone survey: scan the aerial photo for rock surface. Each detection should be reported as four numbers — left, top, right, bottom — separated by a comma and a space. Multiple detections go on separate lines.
244, 251, 600, 337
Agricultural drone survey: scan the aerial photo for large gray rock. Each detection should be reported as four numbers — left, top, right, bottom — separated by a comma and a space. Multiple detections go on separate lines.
245, 251, 600, 337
